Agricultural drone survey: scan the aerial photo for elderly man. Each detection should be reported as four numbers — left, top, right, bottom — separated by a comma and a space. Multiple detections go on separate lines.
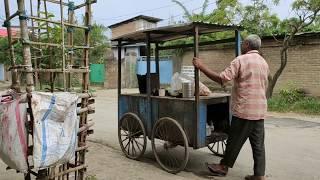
193, 34, 269, 180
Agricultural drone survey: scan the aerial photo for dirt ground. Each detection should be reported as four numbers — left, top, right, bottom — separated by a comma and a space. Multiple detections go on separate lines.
0, 88, 320, 180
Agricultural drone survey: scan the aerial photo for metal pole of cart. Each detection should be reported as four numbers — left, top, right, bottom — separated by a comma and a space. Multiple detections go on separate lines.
227, 29, 241, 123
146, 33, 152, 125
155, 43, 160, 88
118, 40, 122, 120
235, 29, 241, 56
193, 25, 200, 147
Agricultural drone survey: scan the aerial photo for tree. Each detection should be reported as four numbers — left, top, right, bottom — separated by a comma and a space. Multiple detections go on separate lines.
266, 0, 320, 98
172, 0, 211, 21
172, 0, 319, 98
172, 0, 280, 34
238, 0, 282, 36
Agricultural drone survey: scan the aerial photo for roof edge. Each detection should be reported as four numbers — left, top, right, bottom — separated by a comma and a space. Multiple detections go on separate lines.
108, 15, 162, 29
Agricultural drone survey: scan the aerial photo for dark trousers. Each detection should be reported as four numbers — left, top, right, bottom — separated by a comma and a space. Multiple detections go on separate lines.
220, 116, 266, 176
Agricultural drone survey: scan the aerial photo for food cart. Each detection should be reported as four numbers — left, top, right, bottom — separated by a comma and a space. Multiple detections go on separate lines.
112, 22, 242, 174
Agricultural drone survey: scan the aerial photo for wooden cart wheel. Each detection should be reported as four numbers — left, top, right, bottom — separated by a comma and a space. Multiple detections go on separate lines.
118, 113, 147, 160
151, 117, 189, 174
207, 132, 228, 157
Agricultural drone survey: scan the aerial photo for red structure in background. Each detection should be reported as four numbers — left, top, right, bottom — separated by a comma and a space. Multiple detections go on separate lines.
0, 28, 18, 38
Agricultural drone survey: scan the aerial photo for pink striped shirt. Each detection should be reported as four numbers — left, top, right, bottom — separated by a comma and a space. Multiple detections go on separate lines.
220, 50, 269, 120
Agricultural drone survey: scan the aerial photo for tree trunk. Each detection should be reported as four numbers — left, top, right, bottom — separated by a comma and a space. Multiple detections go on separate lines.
266, 47, 288, 98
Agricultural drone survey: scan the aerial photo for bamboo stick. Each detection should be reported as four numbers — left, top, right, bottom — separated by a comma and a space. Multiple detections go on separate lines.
77, 105, 95, 115
17, 0, 34, 93
3, 11, 19, 23
59, 0, 66, 91
17, 68, 89, 73
4, 0, 20, 91
67, 3, 75, 90
43, 0, 54, 92
25, 41, 92, 49
78, 1, 92, 178
76, 145, 89, 152
77, 93, 96, 99
51, 165, 88, 178
28, 16, 89, 30
78, 122, 94, 134
41, 0, 68, 6
73, 0, 97, 10
32, 0, 40, 89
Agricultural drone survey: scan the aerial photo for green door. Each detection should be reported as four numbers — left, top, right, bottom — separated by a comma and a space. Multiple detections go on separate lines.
90, 64, 105, 83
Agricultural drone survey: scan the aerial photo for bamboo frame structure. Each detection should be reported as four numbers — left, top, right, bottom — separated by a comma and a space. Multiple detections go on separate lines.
3, 0, 97, 179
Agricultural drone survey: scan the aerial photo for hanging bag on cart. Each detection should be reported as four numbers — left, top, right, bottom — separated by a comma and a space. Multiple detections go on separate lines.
0, 92, 28, 173
32, 92, 79, 169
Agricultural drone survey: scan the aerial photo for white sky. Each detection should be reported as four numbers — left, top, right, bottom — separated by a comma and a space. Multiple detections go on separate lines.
0, 0, 295, 37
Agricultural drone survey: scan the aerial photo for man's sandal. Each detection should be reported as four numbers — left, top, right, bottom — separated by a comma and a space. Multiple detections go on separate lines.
205, 162, 228, 177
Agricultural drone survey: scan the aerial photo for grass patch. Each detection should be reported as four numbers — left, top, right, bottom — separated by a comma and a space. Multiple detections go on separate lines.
268, 88, 320, 115
86, 175, 98, 180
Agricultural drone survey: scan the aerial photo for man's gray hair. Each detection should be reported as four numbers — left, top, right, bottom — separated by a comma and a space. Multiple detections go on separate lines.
245, 34, 261, 50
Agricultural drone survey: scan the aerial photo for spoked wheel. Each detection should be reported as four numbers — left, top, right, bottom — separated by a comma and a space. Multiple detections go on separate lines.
207, 132, 228, 157
151, 117, 189, 174
118, 113, 147, 160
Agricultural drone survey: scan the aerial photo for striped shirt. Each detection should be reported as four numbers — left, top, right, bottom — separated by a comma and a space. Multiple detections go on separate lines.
220, 50, 269, 120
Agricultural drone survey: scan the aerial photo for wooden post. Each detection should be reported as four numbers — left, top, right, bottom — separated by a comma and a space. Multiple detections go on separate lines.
4, 0, 20, 91
193, 25, 200, 148
17, 0, 34, 93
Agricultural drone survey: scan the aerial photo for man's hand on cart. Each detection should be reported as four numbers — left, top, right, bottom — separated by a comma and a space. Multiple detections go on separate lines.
192, 57, 226, 89
193, 57, 204, 69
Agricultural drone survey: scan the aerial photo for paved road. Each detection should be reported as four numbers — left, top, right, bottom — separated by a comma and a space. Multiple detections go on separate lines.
86, 89, 320, 180
1, 89, 320, 180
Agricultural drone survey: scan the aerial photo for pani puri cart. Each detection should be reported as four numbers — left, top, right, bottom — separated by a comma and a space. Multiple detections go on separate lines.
112, 22, 242, 174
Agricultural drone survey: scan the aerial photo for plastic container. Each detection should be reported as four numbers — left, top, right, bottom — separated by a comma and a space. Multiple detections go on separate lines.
159, 89, 165, 96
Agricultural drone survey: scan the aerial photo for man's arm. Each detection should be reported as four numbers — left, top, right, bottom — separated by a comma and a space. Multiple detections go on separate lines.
193, 57, 240, 86
193, 57, 223, 85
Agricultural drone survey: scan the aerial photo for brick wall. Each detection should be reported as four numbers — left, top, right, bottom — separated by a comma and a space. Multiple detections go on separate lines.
181, 36, 320, 96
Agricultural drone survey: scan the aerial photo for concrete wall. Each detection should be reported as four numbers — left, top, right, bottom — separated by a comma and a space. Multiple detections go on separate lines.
111, 21, 137, 39
180, 36, 320, 96
111, 20, 157, 39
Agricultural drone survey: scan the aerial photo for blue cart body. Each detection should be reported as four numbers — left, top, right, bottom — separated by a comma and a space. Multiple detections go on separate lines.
119, 93, 230, 149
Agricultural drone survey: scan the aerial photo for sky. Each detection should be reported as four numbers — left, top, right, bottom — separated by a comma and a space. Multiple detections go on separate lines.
0, 0, 294, 36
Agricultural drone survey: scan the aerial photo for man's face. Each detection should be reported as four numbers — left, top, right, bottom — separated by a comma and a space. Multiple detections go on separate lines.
241, 41, 250, 54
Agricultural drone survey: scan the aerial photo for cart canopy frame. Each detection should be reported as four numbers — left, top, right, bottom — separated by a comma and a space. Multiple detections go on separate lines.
113, 22, 242, 148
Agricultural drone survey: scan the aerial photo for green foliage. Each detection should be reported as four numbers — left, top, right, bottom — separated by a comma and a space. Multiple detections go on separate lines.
208, 0, 239, 24
0, 38, 24, 65
278, 87, 305, 104
268, 87, 320, 115
172, 0, 319, 37
85, 175, 98, 180
0, 38, 9, 64
237, 0, 284, 36
73, 22, 110, 65
89, 23, 110, 64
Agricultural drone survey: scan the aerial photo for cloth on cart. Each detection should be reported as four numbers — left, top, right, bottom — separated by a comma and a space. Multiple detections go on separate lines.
170, 72, 211, 96
0, 90, 28, 173
32, 92, 79, 169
